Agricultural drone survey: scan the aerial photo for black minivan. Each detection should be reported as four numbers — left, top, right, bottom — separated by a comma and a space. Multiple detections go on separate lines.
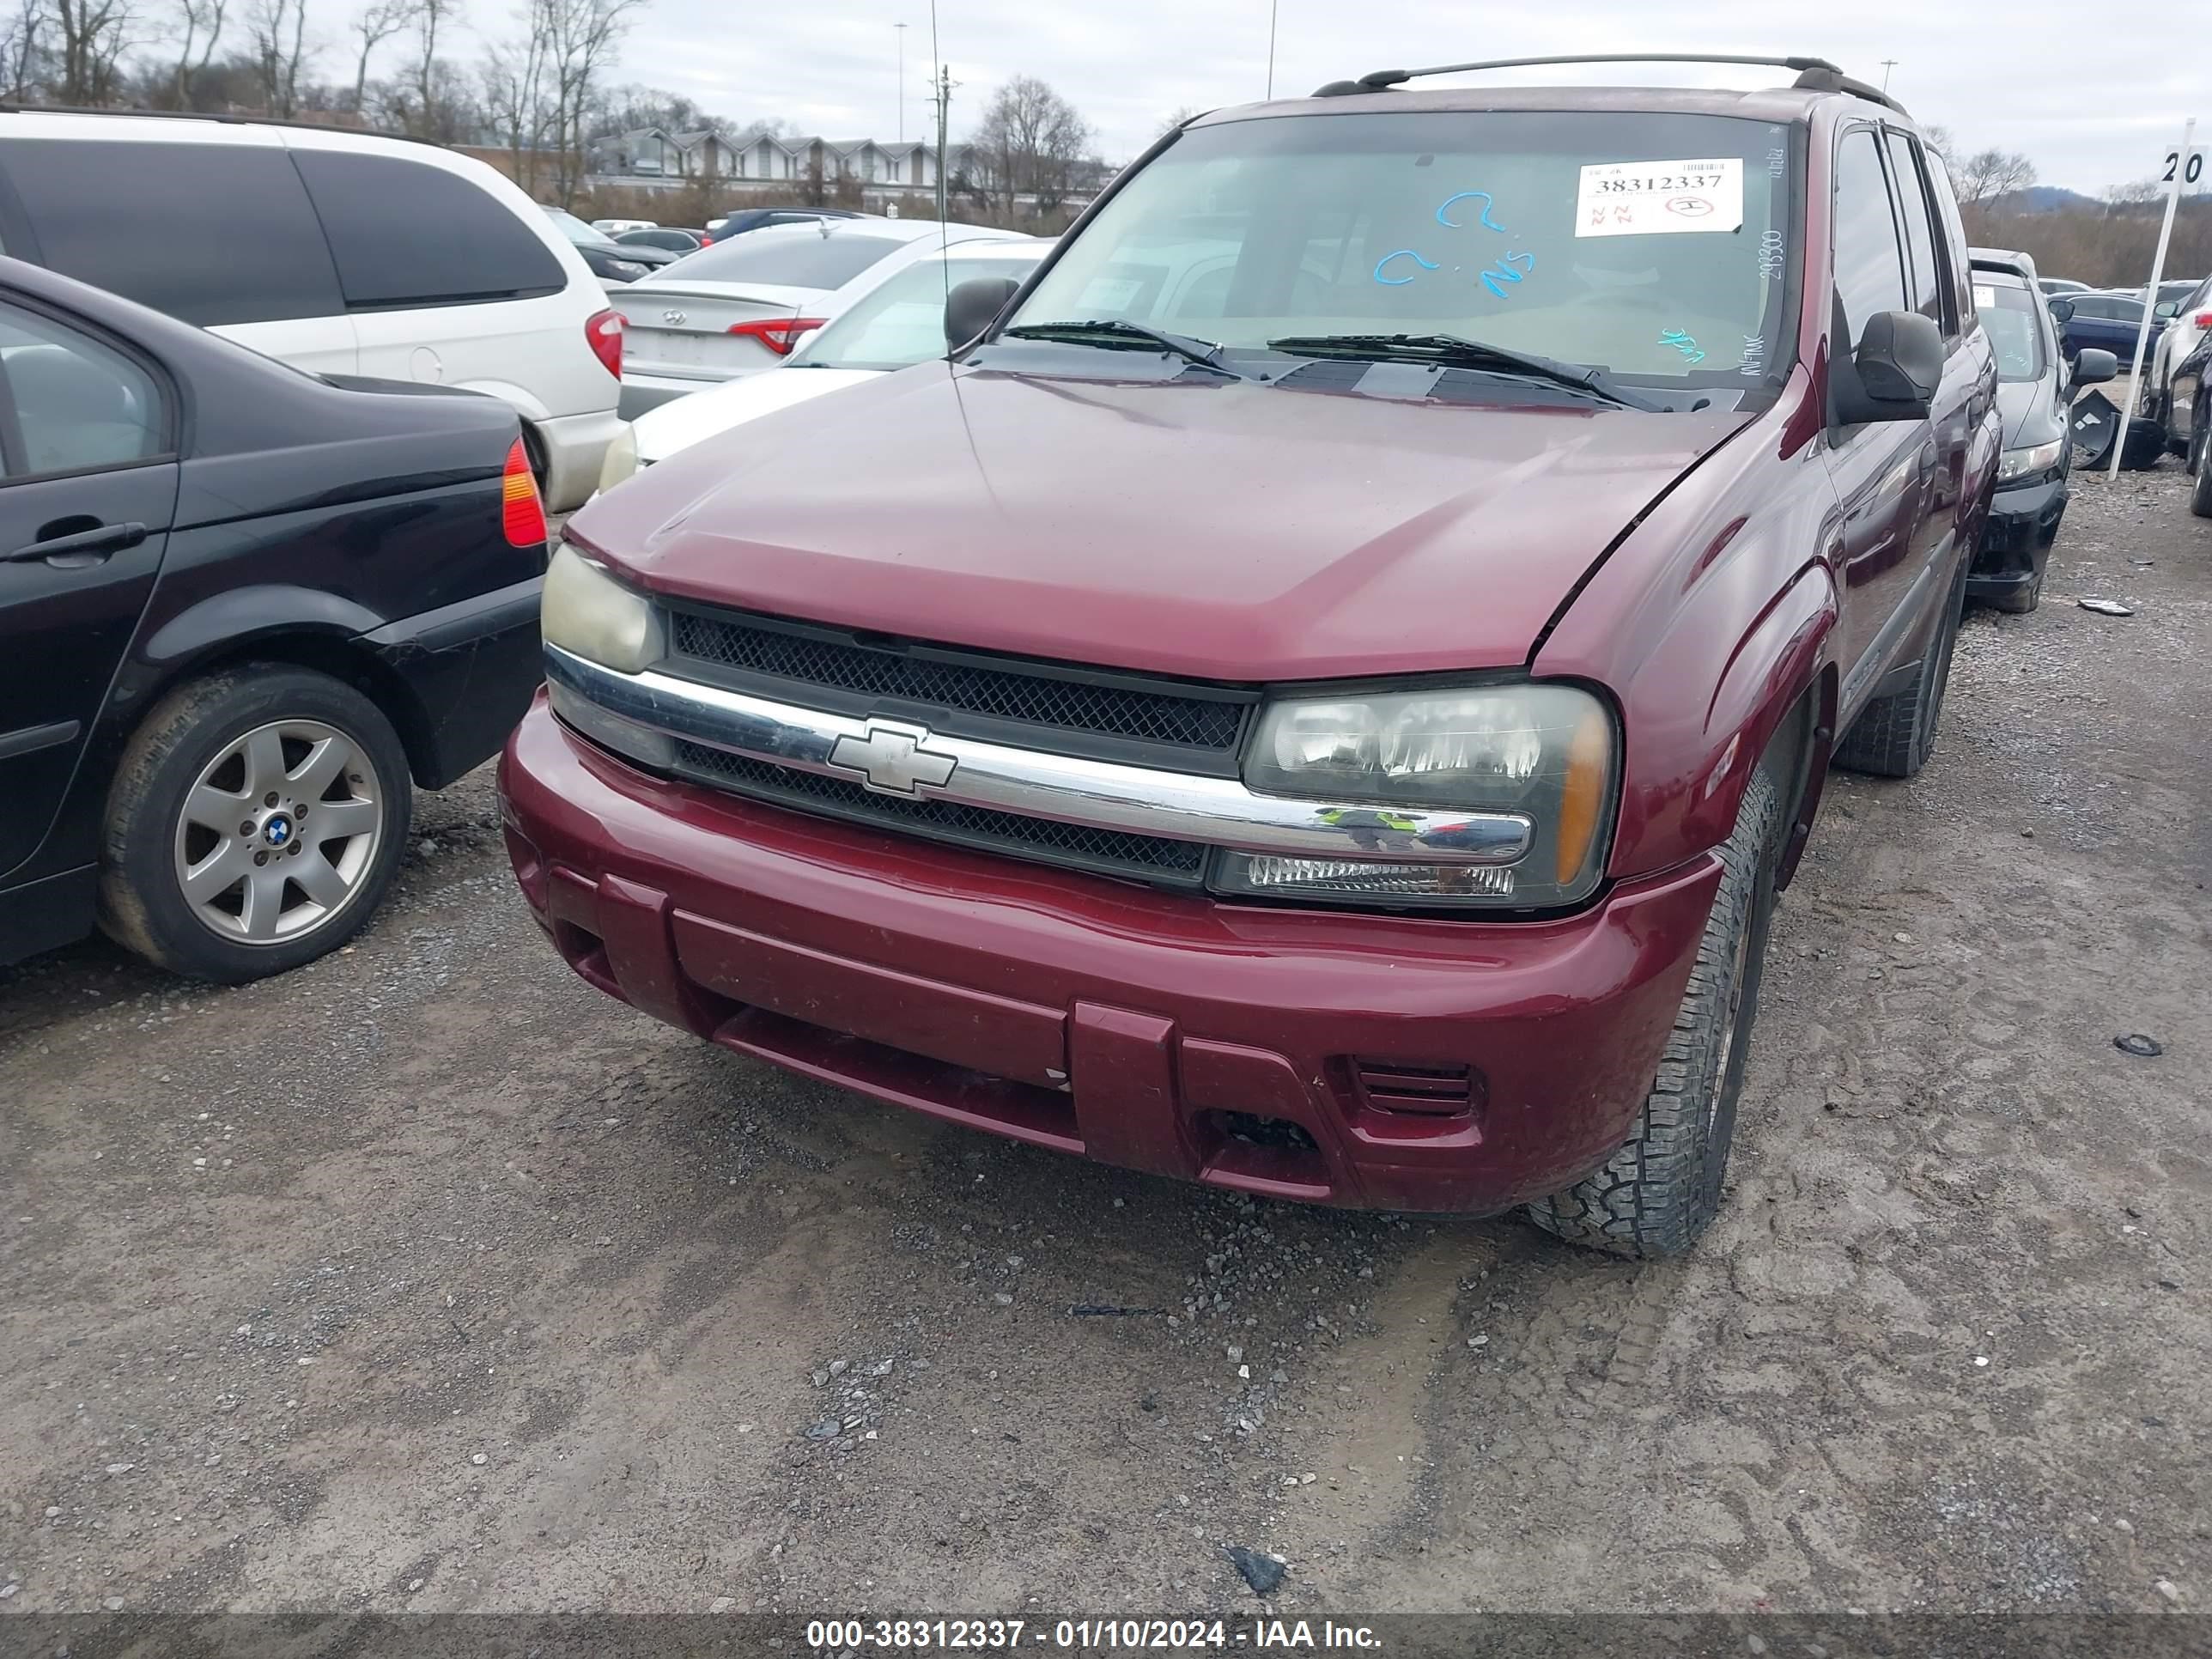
0, 258, 545, 982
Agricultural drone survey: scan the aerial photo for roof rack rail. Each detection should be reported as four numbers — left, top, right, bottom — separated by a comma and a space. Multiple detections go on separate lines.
0, 101, 438, 145
1310, 52, 1905, 113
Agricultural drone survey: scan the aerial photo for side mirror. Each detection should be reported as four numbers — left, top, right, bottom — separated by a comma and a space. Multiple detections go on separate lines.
2154, 300, 2179, 319
2071, 347, 2118, 387
1835, 310, 1944, 424
2046, 297, 2075, 325
945, 276, 1021, 349
787, 327, 821, 356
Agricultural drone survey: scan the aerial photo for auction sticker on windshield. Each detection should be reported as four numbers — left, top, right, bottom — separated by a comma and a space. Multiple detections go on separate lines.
1577, 157, 1744, 237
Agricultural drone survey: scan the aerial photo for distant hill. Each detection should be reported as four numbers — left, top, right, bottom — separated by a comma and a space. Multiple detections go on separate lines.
1993, 185, 2101, 214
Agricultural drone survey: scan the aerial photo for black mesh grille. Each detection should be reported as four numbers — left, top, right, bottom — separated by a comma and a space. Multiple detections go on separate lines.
670, 611, 1243, 752
674, 742, 1208, 884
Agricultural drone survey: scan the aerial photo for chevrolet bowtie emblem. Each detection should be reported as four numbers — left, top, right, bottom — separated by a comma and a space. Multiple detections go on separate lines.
827, 720, 958, 796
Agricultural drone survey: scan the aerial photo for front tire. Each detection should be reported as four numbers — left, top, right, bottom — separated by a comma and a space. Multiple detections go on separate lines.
1526, 766, 1785, 1259
2190, 420, 2212, 518
99, 666, 411, 983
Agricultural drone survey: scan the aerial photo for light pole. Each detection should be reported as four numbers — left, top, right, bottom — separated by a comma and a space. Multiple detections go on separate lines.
896, 22, 908, 142
1266, 0, 1279, 99
1880, 58, 1898, 94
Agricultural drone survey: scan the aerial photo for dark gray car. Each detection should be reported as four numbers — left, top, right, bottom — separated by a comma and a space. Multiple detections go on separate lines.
1966, 257, 2115, 612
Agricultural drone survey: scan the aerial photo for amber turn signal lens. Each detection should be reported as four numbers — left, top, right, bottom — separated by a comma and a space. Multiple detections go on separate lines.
1554, 703, 1611, 884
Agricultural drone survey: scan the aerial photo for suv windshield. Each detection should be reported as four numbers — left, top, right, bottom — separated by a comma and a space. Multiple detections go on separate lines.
793, 252, 1042, 371
1006, 109, 1798, 394
1975, 278, 2045, 382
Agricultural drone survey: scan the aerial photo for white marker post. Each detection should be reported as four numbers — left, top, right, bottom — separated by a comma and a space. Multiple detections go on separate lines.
2107, 115, 2197, 479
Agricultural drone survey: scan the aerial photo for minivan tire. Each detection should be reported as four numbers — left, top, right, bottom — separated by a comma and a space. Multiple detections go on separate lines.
1832, 556, 1966, 779
1525, 765, 1785, 1260
2190, 421, 2212, 518
98, 666, 412, 984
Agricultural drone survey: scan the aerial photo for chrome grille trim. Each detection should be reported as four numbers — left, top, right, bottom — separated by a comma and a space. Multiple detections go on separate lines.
546, 646, 1534, 866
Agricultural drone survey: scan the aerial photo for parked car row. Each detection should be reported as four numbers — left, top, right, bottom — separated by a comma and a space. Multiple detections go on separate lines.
0, 107, 625, 513
607, 216, 1028, 417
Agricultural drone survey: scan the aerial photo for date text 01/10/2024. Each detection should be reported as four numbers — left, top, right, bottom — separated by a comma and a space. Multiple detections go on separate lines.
803, 1620, 1383, 1650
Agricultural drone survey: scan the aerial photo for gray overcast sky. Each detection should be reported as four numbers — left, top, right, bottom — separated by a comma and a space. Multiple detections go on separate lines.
407, 1, 2208, 197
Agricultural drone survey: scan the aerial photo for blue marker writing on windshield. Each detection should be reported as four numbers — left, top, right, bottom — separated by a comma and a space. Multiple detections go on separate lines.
1437, 191, 1506, 232
1374, 249, 1442, 285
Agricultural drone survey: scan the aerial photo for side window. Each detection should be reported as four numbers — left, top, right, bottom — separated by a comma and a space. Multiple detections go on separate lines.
1832, 127, 1909, 345
289, 149, 567, 308
1923, 153, 1975, 330
0, 140, 343, 327
1884, 131, 1948, 332
0, 301, 166, 478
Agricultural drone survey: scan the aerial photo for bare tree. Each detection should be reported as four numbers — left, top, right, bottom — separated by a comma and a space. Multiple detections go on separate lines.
536, 0, 646, 204
1156, 105, 1201, 140
53, 0, 135, 101
1917, 123, 1954, 164
479, 13, 550, 191
1, 0, 48, 100
345, 0, 404, 110
162, 0, 223, 105
241, 0, 308, 114
970, 74, 1090, 218
2101, 177, 2167, 209
403, 0, 455, 134
1952, 147, 2037, 210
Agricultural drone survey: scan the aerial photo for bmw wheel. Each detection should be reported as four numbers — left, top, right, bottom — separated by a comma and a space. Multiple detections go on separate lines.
100, 665, 411, 983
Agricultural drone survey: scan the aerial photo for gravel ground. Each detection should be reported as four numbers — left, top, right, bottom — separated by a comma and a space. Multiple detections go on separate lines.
2, 466, 2208, 1620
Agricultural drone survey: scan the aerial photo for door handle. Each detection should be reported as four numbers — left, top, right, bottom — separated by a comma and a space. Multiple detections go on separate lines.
3, 520, 149, 565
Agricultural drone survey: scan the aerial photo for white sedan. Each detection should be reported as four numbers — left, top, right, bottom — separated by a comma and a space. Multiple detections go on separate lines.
611, 217, 1027, 417
598, 239, 1048, 484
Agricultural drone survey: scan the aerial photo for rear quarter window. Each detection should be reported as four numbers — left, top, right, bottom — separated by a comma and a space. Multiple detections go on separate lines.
0, 138, 343, 326
662, 232, 908, 290
289, 149, 567, 307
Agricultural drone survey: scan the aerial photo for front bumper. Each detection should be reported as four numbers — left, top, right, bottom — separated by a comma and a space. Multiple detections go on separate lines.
1971, 471, 2068, 595
362, 576, 544, 789
499, 696, 1722, 1213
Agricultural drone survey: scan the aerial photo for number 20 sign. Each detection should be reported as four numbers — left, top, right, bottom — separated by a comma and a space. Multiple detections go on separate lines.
2165, 149, 2204, 185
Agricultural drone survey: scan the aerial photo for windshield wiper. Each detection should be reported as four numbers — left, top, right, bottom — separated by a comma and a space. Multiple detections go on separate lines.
1264, 332, 1663, 410
1002, 319, 1252, 379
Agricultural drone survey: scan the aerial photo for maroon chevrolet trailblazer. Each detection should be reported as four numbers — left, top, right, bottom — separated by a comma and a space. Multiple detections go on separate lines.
501, 54, 1997, 1257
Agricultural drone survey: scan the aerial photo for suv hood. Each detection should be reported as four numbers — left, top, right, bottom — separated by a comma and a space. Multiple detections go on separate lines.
573, 363, 1752, 682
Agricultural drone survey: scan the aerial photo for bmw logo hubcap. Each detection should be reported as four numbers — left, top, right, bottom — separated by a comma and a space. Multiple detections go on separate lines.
263, 813, 293, 848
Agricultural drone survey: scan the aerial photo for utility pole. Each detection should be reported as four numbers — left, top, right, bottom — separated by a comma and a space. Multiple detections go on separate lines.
1266, 0, 1279, 99
1880, 58, 1898, 94
896, 22, 908, 143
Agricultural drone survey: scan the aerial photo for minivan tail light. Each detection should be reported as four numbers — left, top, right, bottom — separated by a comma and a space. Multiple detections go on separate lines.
728, 316, 827, 355
501, 438, 548, 547
585, 307, 623, 379
2196, 310, 2212, 329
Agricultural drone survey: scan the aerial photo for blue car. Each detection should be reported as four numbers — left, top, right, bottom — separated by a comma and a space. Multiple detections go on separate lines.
2054, 289, 2166, 363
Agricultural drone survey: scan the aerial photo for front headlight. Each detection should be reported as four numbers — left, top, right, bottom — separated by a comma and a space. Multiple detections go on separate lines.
1215, 684, 1616, 908
1996, 437, 2064, 483
596, 424, 638, 493
541, 541, 660, 672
